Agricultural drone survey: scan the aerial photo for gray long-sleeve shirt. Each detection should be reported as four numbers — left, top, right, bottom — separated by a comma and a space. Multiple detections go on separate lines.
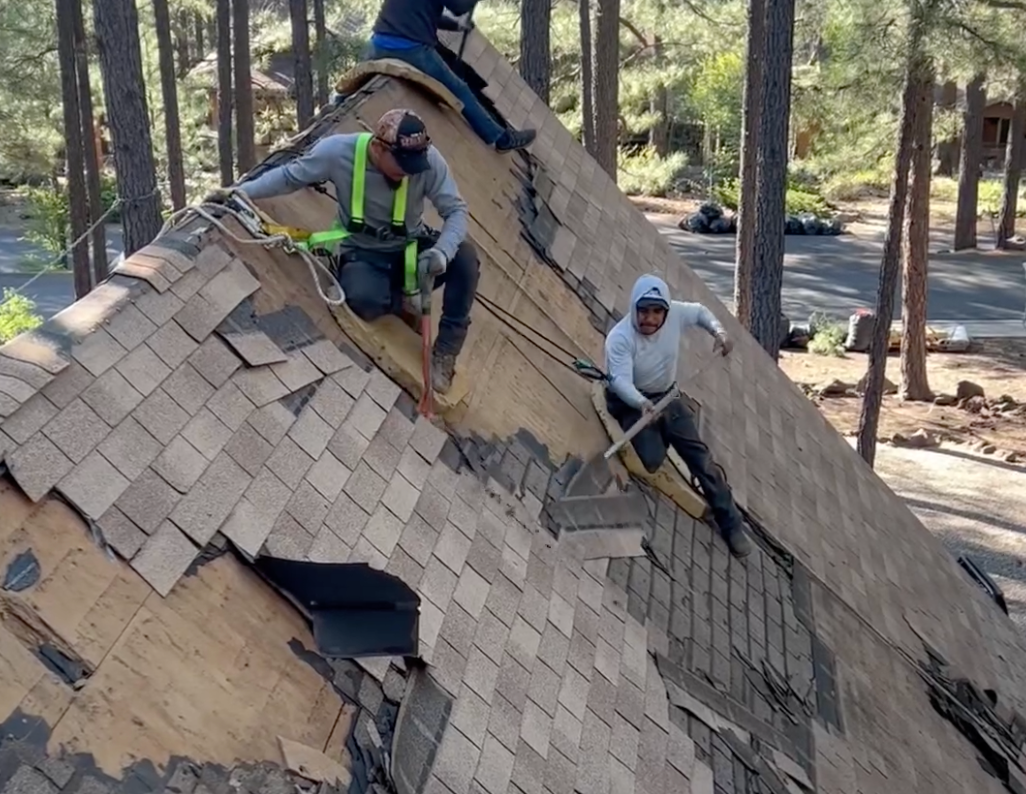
238, 133, 470, 262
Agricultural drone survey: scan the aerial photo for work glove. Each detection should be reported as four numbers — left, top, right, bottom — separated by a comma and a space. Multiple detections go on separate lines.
203, 187, 234, 205
418, 248, 447, 282
403, 292, 423, 317
713, 331, 734, 357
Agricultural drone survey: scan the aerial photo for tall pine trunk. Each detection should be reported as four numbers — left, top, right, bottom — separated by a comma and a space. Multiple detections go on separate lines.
748, 0, 794, 358
953, 73, 985, 250
154, 0, 187, 210
899, 65, 934, 402
590, 0, 620, 180
175, 9, 190, 77
520, 0, 551, 104
996, 80, 1026, 248
216, 0, 234, 185
647, 32, 668, 154
70, 0, 107, 284
855, 16, 926, 466
93, 0, 163, 256
56, 0, 92, 298
195, 12, 206, 59
234, 0, 256, 173
579, 0, 596, 155
313, 0, 328, 109
290, 0, 315, 130
733, 0, 765, 329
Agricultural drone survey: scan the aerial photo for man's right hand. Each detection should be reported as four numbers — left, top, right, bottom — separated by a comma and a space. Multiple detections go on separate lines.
203, 187, 234, 205
641, 399, 657, 416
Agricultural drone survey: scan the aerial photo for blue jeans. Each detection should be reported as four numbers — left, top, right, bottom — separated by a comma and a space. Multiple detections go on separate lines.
365, 42, 506, 145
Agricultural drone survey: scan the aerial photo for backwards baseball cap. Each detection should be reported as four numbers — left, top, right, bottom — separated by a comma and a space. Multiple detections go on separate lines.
375, 109, 432, 175
636, 286, 669, 310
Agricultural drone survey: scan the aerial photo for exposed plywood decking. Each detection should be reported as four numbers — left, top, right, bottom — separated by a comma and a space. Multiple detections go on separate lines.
0, 480, 344, 776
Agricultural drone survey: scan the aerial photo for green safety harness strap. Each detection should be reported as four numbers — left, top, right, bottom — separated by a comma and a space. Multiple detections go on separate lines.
301, 133, 420, 295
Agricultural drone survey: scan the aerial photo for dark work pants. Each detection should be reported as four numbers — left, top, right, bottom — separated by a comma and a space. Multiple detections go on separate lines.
605, 388, 743, 535
337, 233, 480, 357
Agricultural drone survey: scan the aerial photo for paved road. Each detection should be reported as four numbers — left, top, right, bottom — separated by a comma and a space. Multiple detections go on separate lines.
0, 224, 123, 319
650, 215, 1026, 337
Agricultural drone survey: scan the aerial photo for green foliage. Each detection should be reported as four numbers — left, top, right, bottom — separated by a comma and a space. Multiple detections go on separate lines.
712, 178, 832, 216
18, 184, 69, 267
0, 289, 43, 343
617, 148, 689, 196
807, 318, 847, 357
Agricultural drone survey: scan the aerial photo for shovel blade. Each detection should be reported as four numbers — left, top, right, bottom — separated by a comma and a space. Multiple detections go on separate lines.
549, 491, 650, 533
563, 454, 616, 498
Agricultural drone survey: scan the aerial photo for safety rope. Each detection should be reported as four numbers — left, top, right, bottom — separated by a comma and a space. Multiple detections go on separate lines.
158, 196, 346, 307
473, 291, 607, 381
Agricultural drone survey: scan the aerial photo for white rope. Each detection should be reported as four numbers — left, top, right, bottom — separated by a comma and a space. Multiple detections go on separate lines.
158, 195, 346, 307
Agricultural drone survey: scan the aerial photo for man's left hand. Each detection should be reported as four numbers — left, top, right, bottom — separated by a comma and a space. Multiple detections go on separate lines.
713, 331, 734, 357
418, 248, 447, 282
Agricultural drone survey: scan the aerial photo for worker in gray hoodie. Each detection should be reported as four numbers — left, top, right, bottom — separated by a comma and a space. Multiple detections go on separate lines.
605, 274, 752, 558
219, 109, 477, 395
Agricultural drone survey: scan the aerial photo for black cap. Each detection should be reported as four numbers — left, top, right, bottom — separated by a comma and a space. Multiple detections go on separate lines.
376, 108, 432, 175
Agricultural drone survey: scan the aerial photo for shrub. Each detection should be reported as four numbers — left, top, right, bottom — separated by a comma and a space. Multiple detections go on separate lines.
617, 148, 689, 197
0, 289, 43, 343
807, 319, 847, 357
712, 178, 832, 216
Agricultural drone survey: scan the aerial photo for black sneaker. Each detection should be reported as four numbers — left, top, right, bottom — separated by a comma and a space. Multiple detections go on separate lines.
495, 128, 537, 153
724, 525, 752, 559
431, 351, 457, 394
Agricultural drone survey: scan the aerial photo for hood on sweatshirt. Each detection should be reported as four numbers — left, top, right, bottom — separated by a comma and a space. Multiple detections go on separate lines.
630, 274, 672, 331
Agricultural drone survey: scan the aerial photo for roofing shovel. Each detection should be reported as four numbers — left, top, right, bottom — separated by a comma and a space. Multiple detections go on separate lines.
416, 272, 435, 419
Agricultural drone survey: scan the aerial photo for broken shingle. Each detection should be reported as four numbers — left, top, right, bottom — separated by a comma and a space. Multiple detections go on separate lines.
3, 393, 59, 444
199, 259, 261, 315
233, 367, 290, 407
168, 452, 252, 545
153, 435, 210, 493
219, 329, 288, 366
116, 467, 181, 533
301, 339, 354, 374
188, 336, 242, 387
97, 416, 162, 480
270, 351, 323, 392
97, 506, 148, 559
130, 520, 200, 596
7, 434, 74, 501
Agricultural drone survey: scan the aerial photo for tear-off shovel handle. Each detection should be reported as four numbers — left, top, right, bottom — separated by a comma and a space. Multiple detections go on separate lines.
603, 385, 680, 461
417, 274, 435, 418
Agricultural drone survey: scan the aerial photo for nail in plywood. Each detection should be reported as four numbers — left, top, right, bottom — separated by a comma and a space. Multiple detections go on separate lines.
278, 735, 353, 787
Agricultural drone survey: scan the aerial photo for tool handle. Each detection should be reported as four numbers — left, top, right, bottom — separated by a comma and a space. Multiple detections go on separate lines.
604, 386, 680, 460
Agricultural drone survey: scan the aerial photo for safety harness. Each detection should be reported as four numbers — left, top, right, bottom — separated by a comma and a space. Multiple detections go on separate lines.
299, 132, 420, 296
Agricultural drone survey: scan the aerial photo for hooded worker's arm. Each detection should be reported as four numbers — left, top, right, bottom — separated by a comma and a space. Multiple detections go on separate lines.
605, 331, 648, 409
674, 301, 725, 337
238, 136, 343, 200
423, 148, 470, 262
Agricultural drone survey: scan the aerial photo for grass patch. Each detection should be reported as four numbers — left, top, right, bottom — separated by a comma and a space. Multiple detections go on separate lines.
712, 178, 832, 216
807, 312, 847, 357
617, 148, 690, 198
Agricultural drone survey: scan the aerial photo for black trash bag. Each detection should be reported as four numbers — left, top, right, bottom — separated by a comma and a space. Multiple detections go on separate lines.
778, 312, 791, 349
709, 216, 733, 234
728, 214, 738, 233
785, 215, 804, 235
845, 310, 875, 352
698, 202, 723, 220
684, 212, 710, 233
800, 213, 822, 235
787, 323, 811, 349
826, 218, 844, 235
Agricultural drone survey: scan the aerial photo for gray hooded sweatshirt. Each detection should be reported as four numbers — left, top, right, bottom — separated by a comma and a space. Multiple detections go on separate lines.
604, 274, 724, 409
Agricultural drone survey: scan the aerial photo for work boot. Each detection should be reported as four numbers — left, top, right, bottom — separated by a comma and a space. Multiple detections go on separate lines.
724, 524, 752, 559
431, 350, 457, 394
495, 128, 537, 153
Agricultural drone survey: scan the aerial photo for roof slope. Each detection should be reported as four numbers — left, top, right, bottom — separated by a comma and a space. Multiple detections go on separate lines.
0, 28, 1025, 794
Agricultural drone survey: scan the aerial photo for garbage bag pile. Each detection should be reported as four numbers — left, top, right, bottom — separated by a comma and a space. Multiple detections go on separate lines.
678, 202, 844, 236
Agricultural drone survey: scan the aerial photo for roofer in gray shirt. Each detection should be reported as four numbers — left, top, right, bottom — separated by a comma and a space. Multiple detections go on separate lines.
222, 109, 478, 395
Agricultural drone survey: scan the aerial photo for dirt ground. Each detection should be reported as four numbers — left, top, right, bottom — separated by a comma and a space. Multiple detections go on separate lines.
779, 340, 1026, 461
